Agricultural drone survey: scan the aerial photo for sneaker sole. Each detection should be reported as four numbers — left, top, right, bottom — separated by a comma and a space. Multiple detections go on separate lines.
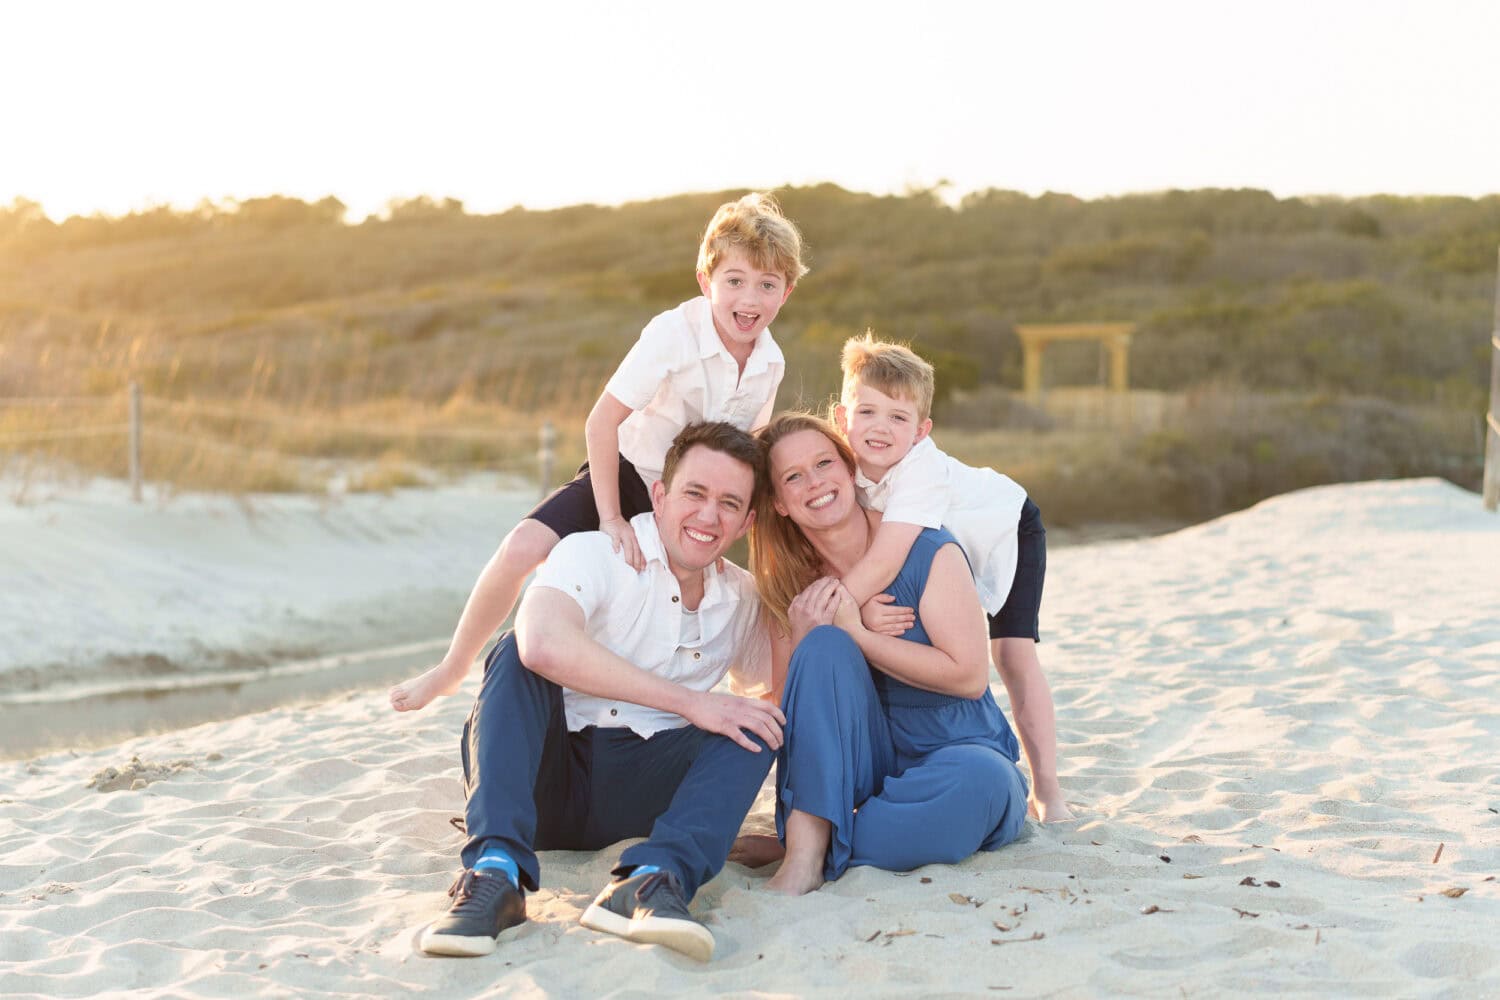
418, 918, 525, 958
579, 903, 715, 962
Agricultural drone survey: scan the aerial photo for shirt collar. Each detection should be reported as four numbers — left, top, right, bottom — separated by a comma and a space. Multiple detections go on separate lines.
691, 296, 784, 377
856, 436, 934, 492
629, 510, 736, 611
631, 510, 667, 567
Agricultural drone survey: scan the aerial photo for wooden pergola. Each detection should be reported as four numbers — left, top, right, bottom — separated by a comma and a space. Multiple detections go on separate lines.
1013, 322, 1138, 399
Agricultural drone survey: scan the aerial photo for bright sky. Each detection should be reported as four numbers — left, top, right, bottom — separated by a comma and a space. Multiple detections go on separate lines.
4, 0, 1498, 221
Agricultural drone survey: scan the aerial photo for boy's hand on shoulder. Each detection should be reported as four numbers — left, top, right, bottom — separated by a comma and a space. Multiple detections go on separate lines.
860, 593, 914, 636
600, 517, 646, 572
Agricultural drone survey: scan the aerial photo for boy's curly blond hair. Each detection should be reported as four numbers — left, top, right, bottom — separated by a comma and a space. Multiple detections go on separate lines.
697, 192, 809, 287
840, 331, 936, 421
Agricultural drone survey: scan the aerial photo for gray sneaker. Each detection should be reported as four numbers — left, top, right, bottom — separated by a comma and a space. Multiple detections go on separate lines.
419, 869, 526, 957
578, 869, 714, 961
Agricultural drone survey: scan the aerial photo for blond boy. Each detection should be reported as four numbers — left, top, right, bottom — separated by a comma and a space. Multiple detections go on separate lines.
832, 333, 1072, 822
391, 193, 806, 712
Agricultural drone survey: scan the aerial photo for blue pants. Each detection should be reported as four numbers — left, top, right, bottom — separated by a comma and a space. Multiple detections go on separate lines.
777, 626, 1029, 880
460, 633, 773, 899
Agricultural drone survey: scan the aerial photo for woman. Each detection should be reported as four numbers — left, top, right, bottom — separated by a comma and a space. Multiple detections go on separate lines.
749, 413, 1029, 895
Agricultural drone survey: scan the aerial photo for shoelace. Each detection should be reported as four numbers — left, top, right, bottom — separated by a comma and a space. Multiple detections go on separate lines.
446, 869, 510, 913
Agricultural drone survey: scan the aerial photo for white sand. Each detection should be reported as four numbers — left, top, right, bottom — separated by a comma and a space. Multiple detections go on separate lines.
2, 477, 1498, 996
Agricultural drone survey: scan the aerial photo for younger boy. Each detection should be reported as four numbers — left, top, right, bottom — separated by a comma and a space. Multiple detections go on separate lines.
390, 193, 807, 712
832, 333, 1073, 822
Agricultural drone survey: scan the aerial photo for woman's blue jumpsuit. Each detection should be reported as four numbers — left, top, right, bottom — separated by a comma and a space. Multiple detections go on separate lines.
776, 528, 1030, 879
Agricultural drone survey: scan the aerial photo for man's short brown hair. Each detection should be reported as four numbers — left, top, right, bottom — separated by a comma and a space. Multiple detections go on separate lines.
661, 420, 767, 504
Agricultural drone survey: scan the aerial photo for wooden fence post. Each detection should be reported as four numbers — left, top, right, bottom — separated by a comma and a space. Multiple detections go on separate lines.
129, 381, 143, 503
538, 421, 556, 501
1484, 247, 1500, 512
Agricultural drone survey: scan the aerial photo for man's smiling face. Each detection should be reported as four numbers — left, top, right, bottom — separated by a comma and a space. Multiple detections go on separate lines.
651, 445, 757, 574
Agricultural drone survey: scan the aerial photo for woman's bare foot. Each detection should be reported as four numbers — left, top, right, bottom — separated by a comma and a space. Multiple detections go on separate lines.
389, 661, 466, 712
729, 834, 786, 869
1028, 789, 1076, 823
764, 809, 829, 894
765, 854, 825, 895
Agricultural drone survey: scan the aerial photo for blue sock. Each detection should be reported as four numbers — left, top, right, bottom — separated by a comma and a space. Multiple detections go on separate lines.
475, 849, 519, 887
626, 865, 661, 879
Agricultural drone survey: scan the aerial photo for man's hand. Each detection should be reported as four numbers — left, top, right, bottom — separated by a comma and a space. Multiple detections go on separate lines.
682, 690, 786, 752
600, 516, 646, 572
859, 593, 914, 636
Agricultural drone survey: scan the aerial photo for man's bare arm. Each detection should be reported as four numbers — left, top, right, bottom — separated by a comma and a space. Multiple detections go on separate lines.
516, 587, 784, 751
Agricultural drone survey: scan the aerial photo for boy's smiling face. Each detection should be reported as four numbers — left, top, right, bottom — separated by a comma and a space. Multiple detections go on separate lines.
835, 381, 932, 482
696, 249, 794, 358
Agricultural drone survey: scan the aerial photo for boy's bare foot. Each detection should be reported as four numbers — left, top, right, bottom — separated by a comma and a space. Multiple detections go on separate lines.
389, 661, 466, 712
765, 853, 824, 895
728, 834, 786, 869
1028, 791, 1076, 823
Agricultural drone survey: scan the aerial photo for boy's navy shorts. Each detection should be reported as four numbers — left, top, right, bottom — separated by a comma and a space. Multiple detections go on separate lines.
986, 498, 1045, 642
527, 454, 654, 541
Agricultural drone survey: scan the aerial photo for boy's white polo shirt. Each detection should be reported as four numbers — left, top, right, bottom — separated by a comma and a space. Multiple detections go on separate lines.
529, 511, 771, 739
855, 437, 1028, 614
607, 296, 784, 490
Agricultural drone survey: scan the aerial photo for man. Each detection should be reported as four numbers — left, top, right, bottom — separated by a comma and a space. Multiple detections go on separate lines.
420, 421, 783, 963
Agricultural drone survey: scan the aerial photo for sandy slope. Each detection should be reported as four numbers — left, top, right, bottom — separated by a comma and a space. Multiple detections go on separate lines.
1, 478, 1497, 997
0, 476, 538, 691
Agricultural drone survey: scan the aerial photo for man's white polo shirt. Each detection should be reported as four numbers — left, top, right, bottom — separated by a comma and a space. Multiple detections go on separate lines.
855, 437, 1028, 615
529, 511, 771, 739
606, 296, 784, 490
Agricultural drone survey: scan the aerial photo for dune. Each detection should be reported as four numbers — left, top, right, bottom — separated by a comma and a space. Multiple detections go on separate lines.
2, 477, 1497, 996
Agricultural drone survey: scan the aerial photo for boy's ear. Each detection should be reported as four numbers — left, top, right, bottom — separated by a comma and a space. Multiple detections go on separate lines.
915, 418, 933, 443
833, 403, 849, 435
696, 270, 711, 297
780, 282, 795, 304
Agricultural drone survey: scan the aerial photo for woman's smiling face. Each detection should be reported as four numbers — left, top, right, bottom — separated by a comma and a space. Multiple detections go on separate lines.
769, 428, 858, 530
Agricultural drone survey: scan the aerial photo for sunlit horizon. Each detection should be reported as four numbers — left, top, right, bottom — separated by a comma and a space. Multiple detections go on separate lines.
5, 0, 1499, 224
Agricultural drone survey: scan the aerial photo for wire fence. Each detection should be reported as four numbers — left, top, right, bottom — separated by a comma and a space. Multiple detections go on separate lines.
0, 384, 564, 501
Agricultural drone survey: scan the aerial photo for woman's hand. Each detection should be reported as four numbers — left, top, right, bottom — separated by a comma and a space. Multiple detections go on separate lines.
788, 576, 843, 646
830, 582, 865, 634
